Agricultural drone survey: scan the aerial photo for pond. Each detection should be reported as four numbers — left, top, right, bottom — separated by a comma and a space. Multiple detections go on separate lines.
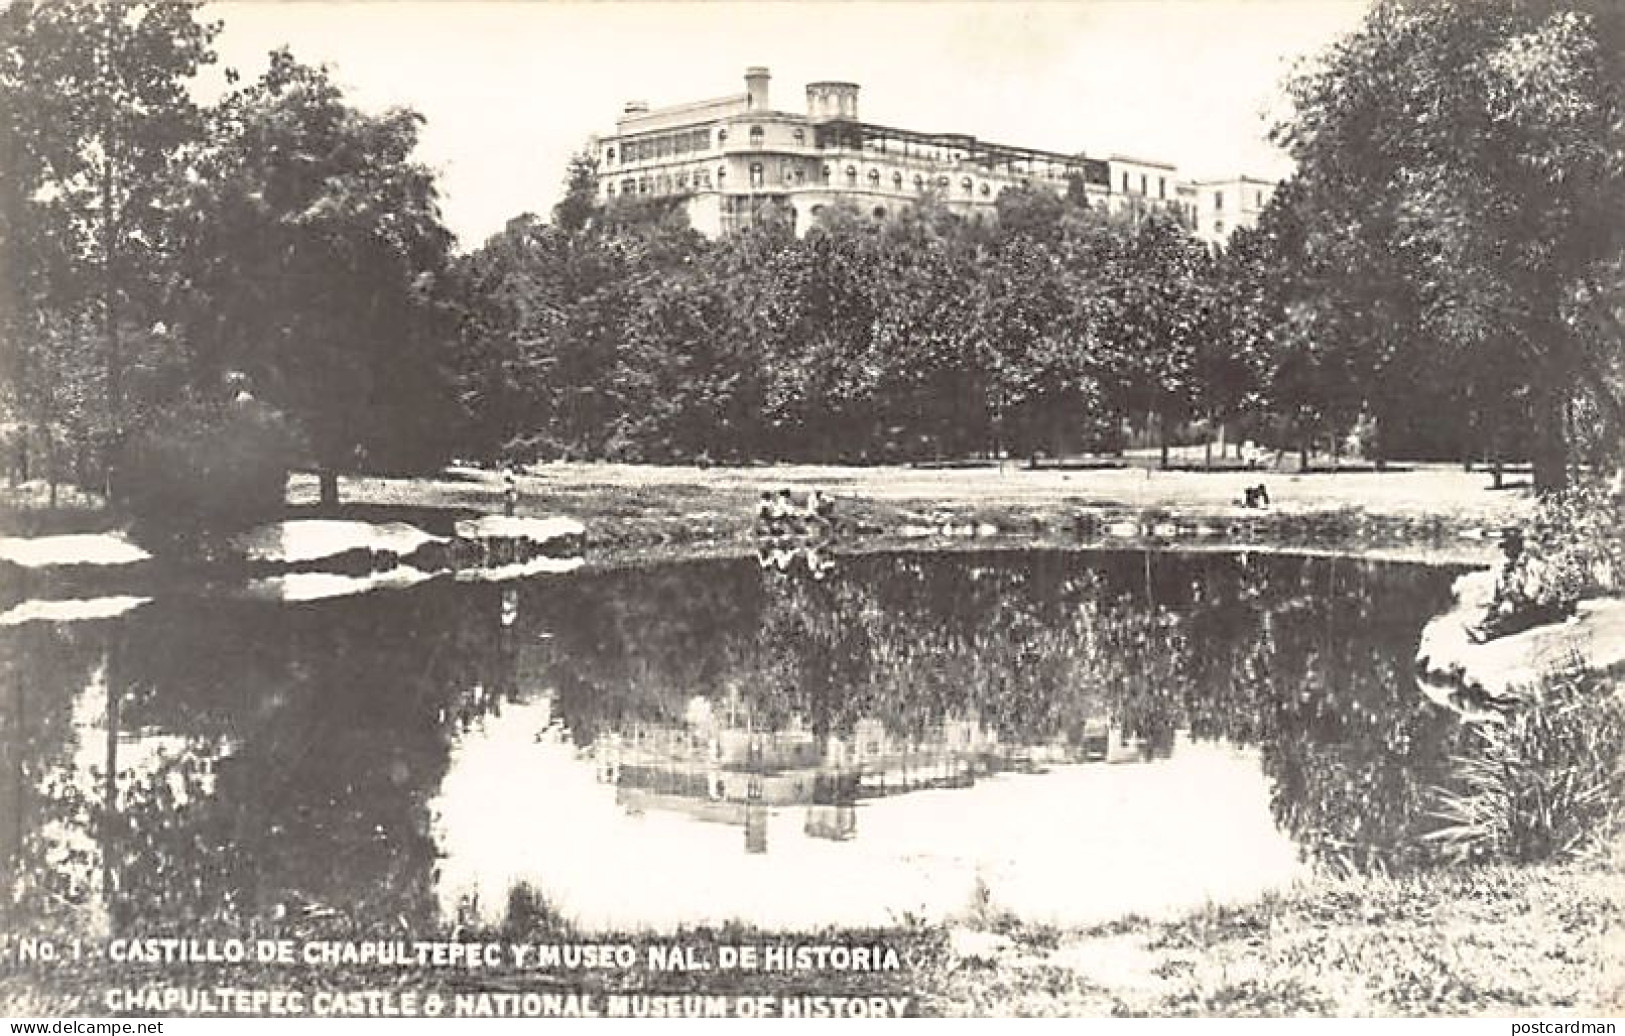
0, 549, 1471, 937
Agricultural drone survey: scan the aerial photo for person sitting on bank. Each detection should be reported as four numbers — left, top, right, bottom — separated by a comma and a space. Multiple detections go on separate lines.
805, 489, 836, 534
1469, 527, 1573, 643
756, 491, 779, 536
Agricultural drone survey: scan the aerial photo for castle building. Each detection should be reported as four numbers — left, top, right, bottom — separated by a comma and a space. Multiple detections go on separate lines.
1188, 175, 1278, 247
591, 67, 1231, 238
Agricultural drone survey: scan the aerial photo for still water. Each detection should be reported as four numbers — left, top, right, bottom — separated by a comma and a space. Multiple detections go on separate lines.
0, 550, 1467, 936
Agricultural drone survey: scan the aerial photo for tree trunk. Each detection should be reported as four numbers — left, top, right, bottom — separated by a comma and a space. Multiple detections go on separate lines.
1531, 384, 1568, 494
319, 469, 340, 510
102, 160, 123, 444
1158, 409, 1171, 470
1298, 436, 1309, 473
45, 430, 57, 509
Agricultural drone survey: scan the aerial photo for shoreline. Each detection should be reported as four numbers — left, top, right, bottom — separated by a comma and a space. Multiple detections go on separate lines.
277, 462, 1528, 571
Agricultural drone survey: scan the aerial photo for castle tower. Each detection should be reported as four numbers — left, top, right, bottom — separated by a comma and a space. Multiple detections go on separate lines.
745, 66, 771, 111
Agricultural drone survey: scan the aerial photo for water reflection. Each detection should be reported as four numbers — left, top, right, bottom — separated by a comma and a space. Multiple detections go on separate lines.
1, 550, 1468, 937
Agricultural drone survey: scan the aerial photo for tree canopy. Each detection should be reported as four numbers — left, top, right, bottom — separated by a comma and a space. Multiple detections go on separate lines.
1274, 0, 1625, 488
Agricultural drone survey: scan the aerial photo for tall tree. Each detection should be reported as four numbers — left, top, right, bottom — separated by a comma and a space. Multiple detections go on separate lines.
0, 0, 217, 483
1278, 0, 1625, 490
180, 49, 455, 505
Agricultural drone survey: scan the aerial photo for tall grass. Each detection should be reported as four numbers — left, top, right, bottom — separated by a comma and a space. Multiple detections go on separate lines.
1424, 654, 1625, 865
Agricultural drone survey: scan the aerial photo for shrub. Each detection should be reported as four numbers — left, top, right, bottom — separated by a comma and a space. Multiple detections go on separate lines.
113, 399, 304, 551
1424, 655, 1625, 865
1525, 478, 1625, 605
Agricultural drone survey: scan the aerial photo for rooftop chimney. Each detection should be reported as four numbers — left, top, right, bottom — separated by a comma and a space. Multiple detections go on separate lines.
745, 66, 770, 111
623, 100, 649, 116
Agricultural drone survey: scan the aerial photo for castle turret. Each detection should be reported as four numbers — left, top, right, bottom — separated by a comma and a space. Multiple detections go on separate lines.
745, 66, 771, 111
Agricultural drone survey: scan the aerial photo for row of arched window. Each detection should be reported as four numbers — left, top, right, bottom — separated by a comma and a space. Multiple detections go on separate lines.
608, 166, 723, 198
808, 202, 991, 227
605, 158, 1001, 201
818, 164, 994, 196
607, 124, 813, 168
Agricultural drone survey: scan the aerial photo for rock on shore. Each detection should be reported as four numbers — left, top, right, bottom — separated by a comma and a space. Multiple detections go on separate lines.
1416, 569, 1625, 717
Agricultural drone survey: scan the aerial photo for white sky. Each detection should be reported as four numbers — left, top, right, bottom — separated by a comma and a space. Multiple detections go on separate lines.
202, 0, 1370, 252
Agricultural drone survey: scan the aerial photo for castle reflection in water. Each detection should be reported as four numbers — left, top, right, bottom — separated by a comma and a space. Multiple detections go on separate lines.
591, 689, 1175, 854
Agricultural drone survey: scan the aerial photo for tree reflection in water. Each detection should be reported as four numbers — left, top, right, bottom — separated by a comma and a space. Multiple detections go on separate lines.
1, 550, 1468, 938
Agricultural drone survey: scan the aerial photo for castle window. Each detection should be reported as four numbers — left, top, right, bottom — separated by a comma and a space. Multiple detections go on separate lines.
1214, 190, 1224, 211
604, 147, 615, 165
868, 168, 881, 185
1256, 189, 1264, 207
960, 176, 973, 194
822, 163, 832, 181
979, 182, 991, 196
717, 166, 727, 187
1140, 173, 1148, 194
873, 206, 886, 220
793, 128, 805, 145
892, 171, 903, 188
717, 128, 728, 147
750, 125, 764, 146
915, 174, 925, 190
677, 172, 688, 189
1159, 176, 1166, 199
937, 175, 950, 188
794, 167, 806, 185
605, 183, 615, 198
750, 163, 764, 188
1122, 171, 1129, 192
845, 165, 858, 186
622, 178, 635, 194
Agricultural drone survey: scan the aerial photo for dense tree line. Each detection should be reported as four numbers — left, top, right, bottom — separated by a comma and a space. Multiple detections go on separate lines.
448, 177, 1265, 466
3, 0, 1622, 528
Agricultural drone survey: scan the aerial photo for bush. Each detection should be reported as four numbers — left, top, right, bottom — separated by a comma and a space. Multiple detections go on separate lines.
1424, 655, 1625, 865
1525, 478, 1625, 605
113, 399, 304, 551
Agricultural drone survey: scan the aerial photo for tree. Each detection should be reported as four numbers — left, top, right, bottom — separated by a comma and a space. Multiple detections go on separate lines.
1277, 0, 1625, 490
179, 49, 456, 506
552, 152, 599, 236
1103, 213, 1213, 467
0, 0, 218, 487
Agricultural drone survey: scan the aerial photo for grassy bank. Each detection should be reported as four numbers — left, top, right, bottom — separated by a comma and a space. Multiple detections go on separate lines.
268, 461, 1533, 569
4, 860, 1618, 1017
922, 859, 1622, 1016
4, 461, 1531, 566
